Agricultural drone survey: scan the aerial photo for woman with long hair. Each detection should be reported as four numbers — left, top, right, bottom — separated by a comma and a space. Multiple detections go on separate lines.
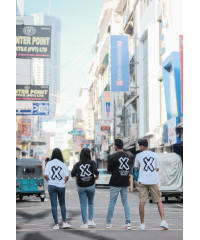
44, 148, 71, 230
71, 148, 99, 229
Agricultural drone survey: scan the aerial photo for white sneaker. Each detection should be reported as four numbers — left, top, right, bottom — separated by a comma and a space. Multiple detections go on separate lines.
106, 224, 112, 229
53, 224, 59, 230
81, 223, 88, 229
62, 222, 71, 228
139, 223, 145, 231
122, 223, 132, 230
88, 220, 96, 227
160, 220, 169, 230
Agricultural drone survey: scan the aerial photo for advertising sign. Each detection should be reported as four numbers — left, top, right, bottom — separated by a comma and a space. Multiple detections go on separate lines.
16, 85, 49, 101
21, 118, 32, 141
16, 103, 49, 115
16, 25, 51, 58
102, 91, 114, 121
110, 35, 129, 91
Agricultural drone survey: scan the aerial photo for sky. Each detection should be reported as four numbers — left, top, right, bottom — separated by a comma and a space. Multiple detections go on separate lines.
24, 0, 104, 119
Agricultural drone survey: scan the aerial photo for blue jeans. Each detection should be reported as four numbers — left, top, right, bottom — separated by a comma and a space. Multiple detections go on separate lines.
77, 184, 95, 223
48, 185, 66, 224
106, 186, 130, 224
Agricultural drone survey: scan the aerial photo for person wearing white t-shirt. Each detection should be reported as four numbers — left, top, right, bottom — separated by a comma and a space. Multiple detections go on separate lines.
44, 148, 71, 230
134, 139, 169, 231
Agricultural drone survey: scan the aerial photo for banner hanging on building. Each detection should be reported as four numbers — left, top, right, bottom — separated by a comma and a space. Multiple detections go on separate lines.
16, 85, 49, 101
16, 25, 51, 58
21, 118, 32, 141
110, 35, 129, 91
101, 91, 114, 121
85, 110, 94, 140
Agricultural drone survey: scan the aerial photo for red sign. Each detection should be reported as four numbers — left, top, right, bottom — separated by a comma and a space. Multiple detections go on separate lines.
180, 35, 183, 114
101, 126, 110, 131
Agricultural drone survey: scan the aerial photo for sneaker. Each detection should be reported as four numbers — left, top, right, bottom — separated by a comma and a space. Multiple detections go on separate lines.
122, 223, 132, 230
53, 224, 59, 230
160, 220, 169, 230
81, 223, 88, 229
88, 220, 96, 227
62, 222, 71, 228
106, 224, 112, 229
139, 223, 145, 231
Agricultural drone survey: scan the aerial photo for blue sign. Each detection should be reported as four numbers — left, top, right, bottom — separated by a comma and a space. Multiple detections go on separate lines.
162, 52, 183, 120
16, 103, 49, 115
110, 35, 129, 91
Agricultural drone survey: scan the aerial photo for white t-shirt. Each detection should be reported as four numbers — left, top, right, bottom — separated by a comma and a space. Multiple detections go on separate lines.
134, 150, 159, 185
44, 159, 69, 188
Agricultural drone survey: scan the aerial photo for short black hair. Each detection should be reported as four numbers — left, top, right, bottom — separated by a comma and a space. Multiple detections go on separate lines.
138, 139, 148, 147
51, 148, 64, 162
115, 139, 123, 149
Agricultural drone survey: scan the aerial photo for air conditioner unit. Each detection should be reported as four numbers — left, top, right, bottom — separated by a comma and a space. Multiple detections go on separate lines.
117, 108, 122, 117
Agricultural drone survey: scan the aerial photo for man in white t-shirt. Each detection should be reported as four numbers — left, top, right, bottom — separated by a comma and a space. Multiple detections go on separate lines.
134, 139, 169, 230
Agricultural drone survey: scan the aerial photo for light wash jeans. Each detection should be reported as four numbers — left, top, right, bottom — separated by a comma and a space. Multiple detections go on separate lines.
106, 186, 130, 224
48, 185, 66, 224
77, 184, 95, 223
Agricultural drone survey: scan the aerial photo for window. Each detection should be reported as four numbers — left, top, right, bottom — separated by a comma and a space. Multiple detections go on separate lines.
22, 168, 35, 174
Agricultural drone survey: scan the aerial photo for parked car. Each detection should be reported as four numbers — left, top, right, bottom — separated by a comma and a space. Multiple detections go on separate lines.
96, 169, 111, 187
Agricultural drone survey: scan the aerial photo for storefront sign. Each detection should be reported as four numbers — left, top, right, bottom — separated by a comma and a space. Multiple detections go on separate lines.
16, 85, 49, 101
110, 35, 129, 91
16, 25, 51, 58
16, 103, 49, 115
85, 110, 94, 140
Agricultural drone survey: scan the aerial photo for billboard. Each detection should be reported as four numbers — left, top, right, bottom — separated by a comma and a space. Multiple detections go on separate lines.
16, 25, 51, 58
101, 91, 114, 121
16, 85, 49, 101
110, 35, 129, 91
16, 103, 49, 115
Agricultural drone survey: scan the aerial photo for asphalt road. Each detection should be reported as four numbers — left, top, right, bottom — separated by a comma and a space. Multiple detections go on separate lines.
16, 178, 183, 240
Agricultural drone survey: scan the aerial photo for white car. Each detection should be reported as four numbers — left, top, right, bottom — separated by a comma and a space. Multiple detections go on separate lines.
96, 169, 111, 187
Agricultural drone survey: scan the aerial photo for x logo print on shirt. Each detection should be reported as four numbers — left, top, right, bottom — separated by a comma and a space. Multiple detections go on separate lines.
51, 166, 63, 180
143, 157, 155, 172
79, 164, 92, 177
119, 157, 130, 171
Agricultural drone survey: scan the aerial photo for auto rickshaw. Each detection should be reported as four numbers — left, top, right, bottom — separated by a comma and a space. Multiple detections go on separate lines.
16, 158, 46, 202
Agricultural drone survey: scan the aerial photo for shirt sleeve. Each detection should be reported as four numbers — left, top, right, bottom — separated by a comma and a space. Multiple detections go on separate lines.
134, 155, 139, 167
107, 155, 114, 172
44, 162, 50, 176
92, 161, 99, 176
155, 154, 159, 169
71, 163, 78, 177
63, 163, 69, 177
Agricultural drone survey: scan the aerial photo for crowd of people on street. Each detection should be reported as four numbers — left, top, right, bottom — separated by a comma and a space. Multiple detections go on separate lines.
43, 138, 169, 231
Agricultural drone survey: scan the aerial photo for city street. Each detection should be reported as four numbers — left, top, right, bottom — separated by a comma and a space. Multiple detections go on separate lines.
16, 178, 183, 240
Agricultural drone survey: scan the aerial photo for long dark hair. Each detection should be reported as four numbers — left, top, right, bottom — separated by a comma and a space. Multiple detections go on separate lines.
51, 148, 64, 162
80, 148, 91, 162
